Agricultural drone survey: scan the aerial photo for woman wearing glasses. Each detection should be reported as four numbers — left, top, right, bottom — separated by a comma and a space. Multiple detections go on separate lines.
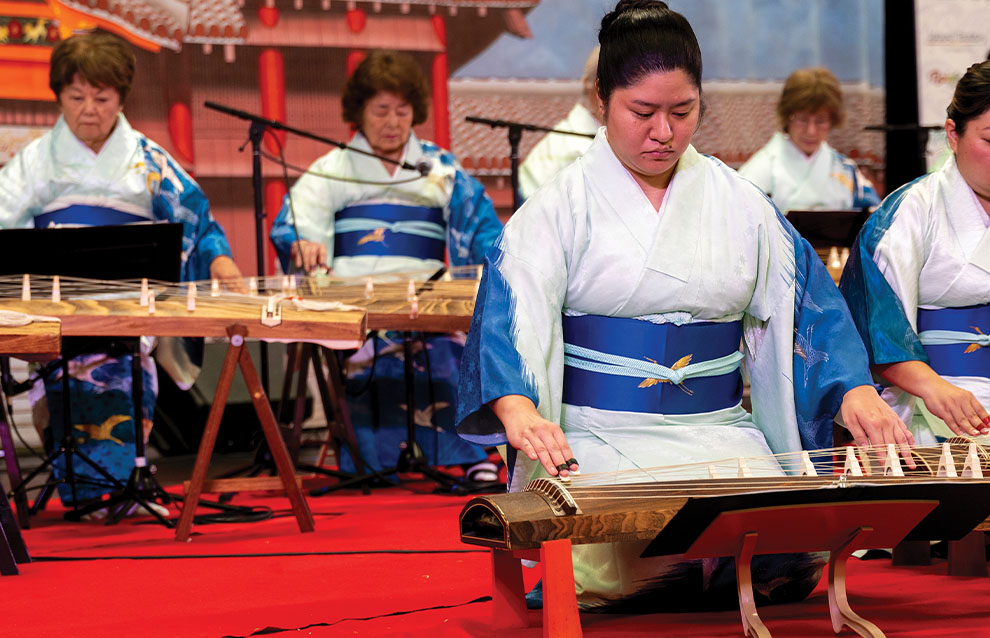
739, 67, 879, 212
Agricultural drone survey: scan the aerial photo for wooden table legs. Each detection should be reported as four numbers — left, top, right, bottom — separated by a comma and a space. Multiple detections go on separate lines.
490, 541, 582, 638
175, 325, 315, 542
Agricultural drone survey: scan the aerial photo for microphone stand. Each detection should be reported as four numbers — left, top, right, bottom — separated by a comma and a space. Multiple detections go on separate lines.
202, 101, 429, 484
205, 101, 430, 395
465, 115, 596, 212
205, 101, 429, 175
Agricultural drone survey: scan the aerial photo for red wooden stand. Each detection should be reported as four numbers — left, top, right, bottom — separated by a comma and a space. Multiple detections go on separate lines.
488, 500, 939, 638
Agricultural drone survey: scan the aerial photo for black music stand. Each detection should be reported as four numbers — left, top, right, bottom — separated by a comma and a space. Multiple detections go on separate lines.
786, 208, 872, 249
0, 223, 181, 526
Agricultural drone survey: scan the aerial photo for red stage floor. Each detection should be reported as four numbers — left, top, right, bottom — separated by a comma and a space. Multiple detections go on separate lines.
5, 484, 990, 638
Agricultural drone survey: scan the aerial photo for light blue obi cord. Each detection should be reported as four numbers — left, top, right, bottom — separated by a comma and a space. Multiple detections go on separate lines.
333, 202, 445, 260
918, 305, 990, 377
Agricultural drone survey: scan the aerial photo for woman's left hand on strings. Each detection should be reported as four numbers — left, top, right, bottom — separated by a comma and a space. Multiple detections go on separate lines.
209, 255, 248, 294
840, 384, 917, 468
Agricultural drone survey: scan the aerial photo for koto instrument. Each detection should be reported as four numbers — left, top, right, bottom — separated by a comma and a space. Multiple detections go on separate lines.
0, 273, 374, 541
292, 264, 482, 332
461, 442, 990, 638
0, 274, 367, 346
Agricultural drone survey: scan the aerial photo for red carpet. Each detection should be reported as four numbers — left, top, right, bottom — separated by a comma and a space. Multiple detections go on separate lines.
5, 484, 990, 638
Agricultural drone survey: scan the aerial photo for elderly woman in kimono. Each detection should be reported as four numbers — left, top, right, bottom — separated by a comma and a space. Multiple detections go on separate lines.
270, 50, 503, 482
840, 60, 990, 447
518, 47, 601, 201
0, 32, 242, 508
738, 67, 880, 212
456, 0, 911, 611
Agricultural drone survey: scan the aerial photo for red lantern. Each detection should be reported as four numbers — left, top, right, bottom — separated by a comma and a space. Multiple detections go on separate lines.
8, 19, 22, 41
47, 25, 59, 42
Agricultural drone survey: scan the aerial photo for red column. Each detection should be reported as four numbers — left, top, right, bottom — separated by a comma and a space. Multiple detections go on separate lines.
167, 102, 195, 166
430, 14, 450, 149
345, 8, 368, 137
258, 5, 287, 275
163, 49, 195, 168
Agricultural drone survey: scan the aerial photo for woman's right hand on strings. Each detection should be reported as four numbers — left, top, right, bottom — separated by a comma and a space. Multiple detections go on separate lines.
490, 394, 579, 478
877, 360, 990, 437
290, 239, 327, 273
917, 375, 990, 438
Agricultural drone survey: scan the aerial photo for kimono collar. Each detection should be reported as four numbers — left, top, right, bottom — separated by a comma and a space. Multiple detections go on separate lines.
51, 112, 137, 169
347, 130, 424, 179
779, 132, 829, 165
646, 144, 705, 282
941, 154, 990, 273
580, 132, 703, 282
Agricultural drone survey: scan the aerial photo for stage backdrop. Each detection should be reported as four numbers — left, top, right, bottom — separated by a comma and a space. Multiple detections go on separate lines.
451, 0, 888, 205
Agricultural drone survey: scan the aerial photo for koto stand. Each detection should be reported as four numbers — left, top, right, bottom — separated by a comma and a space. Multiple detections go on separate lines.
489, 500, 939, 638
175, 324, 314, 542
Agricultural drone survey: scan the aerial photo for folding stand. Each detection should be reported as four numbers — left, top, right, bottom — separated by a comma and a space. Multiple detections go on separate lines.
175, 324, 314, 542
489, 500, 939, 638
278, 342, 370, 494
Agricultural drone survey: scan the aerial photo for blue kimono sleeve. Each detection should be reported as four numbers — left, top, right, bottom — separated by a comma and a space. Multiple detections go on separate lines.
782, 211, 874, 450
455, 249, 540, 446
441, 152, 503, 266
846, 160, 881, 210
838, 178, 929, 367
270, 194, 297, 274
142, 140, 233, 282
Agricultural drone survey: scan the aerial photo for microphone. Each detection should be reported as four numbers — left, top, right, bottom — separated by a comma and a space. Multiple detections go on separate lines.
413, 158, 433, 176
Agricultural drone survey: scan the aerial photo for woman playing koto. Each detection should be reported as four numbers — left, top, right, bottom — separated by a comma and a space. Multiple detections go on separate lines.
270, 50, 503, 482
0, 32, 243, 509
455, 0, 911, 611
840, 60, 990, 447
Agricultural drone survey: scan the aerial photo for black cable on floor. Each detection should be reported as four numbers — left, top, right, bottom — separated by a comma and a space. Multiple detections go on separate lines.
220, 595, 493, 637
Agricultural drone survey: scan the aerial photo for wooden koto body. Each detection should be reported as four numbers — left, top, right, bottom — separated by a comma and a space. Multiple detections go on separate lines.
0, 295, 365, 344
460, 475, 990, 552
294, 266, 480, 333
461, 456, 990, 638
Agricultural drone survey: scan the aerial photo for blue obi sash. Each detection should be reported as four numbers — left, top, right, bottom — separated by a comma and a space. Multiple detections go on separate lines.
333, 203, 445, 261
562, 314, 744, 415
917, 305, 990, 377
35, 205, 150, 228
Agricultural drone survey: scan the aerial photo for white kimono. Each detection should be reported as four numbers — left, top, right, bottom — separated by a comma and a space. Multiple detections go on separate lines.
458, 133, 872, 607
840, 156, 990, 445
270, 131, 500, 277
518, 103, 598, 201
0, 114, 234, 503
739, 132, 880, 212
269, 131, 502, 471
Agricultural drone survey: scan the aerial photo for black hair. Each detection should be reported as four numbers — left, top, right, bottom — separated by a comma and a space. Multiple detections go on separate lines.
597, 0, 702, 106
947, 60, 990, 136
